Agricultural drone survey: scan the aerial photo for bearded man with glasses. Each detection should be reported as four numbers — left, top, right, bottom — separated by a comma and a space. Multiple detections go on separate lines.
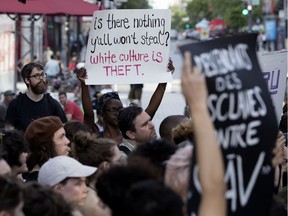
5, 62, 67, 131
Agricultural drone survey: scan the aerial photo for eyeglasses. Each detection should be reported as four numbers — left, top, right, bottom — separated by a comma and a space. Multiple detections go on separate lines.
104, 107, 123, 114
29, 72, 47, 80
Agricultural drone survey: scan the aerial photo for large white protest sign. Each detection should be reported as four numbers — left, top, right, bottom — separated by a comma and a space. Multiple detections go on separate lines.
258, 50, 288, 123
85, 9, 172, 85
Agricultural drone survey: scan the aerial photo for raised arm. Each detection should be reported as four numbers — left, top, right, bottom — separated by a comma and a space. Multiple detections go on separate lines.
145, 59, 175, 119
76, 68, 97, 133
181, 52, 226, 216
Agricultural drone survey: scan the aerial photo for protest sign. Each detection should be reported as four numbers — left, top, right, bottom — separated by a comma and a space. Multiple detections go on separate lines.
258, 50, 288, 123
179, 34, 278, 216
85, 9, 172, 85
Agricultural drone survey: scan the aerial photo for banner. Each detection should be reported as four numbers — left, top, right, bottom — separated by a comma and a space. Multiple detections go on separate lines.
258, 50, 288, 123
180, 34, 278, 216
85, 9, 172, 85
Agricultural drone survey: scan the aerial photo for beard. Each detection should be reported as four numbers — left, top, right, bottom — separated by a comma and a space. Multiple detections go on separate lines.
30, 80, 48, 94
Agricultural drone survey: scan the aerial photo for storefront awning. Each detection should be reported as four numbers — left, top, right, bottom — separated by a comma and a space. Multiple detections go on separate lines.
0, 0, 99, 16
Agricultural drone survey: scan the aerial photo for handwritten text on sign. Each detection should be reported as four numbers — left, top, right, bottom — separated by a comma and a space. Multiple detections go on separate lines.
85, 9, 172, 85
180, 34, 278, 216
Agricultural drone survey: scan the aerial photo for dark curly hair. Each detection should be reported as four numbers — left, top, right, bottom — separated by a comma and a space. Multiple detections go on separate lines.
97, 91, 121, 116
1, 130, 27, 167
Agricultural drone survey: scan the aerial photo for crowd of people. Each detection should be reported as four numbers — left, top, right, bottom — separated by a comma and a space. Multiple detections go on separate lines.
0, 47, 287, 216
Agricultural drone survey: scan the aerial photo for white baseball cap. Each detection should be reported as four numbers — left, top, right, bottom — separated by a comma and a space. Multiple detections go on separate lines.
38, 156, 97, 187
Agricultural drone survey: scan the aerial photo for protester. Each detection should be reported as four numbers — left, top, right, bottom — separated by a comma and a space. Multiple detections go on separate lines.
172, 119, 194, 146
72, 131, 120, 216
24, 116, 70, 181
164, 51, 226, 216
127, 139, 176, 181
0, 130, 28, 182
0, 176, 24, 216
118, 105, 157, 157
0, 90, 15, 130
38, 156, 97, 215
43, 46, 54, 64
5, 62, 67, 131
59, 92, 84, 122
64, 120, 92, 142
22, 182, 73, 216
96, 165, 157, 216
159, 114, 189, 143
122, 180, 183, 216
44, 54, 60, 84
76, 59, 174, 144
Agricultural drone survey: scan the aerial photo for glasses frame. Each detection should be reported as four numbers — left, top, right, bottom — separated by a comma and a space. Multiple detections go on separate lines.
104, 107, 123, 114
29, 72, 47, 80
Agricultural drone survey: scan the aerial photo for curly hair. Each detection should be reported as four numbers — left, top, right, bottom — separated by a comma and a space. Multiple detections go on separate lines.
1, 130, 27, 167
97, 92, 121, 116
172, 120, 194, 145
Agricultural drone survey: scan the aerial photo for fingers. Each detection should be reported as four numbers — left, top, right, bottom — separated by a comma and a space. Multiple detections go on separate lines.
183, 51, 192, 75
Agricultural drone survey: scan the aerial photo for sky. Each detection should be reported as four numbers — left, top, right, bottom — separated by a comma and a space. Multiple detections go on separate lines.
150, 0, 171, 9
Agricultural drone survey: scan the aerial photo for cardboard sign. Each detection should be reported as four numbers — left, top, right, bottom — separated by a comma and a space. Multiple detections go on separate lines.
179, 34, 278, 216
85, 9, 172, 85
258, 50, 288, 123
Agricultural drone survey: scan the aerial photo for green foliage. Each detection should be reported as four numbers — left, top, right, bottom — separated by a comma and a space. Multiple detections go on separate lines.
224, 4, 247, 30
186, 0, 212, 26
119, 0, 151, 9
170, 5, 186, 31
183, 0, 262, 31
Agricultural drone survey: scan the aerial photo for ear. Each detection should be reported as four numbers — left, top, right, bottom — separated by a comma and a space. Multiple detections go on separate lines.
98, 161, 110, 171
53, 183, 63, 191
24, 77, 30, 86
126, 130, 135, 140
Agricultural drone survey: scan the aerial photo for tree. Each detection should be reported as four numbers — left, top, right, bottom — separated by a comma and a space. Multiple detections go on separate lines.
119, 0, 151, 9
170, 5, 186, 31
186, 0, 212, 27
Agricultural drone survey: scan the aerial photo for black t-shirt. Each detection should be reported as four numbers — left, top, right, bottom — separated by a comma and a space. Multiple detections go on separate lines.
5, 93, 67, 131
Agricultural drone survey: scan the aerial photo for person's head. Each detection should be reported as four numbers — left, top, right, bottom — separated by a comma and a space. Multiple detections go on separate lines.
159, 115, 189, 143
123, 180, 183, 216
96, 166, 155, 216
72, 131, 122, 178
64, 120, 92, 142
38, 156, 97, 207
118, 106, 157, 144
58, 92, 68, 106
172, 120, 194, 146
1, 130, 28, 176
22, 182, 73, 216
97, 92, 122, 127
128, 139, 176, 181
94, 91, 102, 100
0, 176, 24, 216
20, 62, 47, 94
3, 90, 15, 104
24, 116, 70, 171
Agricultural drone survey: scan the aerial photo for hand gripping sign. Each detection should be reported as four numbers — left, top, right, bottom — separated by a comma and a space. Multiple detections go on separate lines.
179, 34, 278, 216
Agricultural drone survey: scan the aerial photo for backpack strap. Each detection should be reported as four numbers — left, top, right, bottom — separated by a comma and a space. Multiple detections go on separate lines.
119, 145, 131, 155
